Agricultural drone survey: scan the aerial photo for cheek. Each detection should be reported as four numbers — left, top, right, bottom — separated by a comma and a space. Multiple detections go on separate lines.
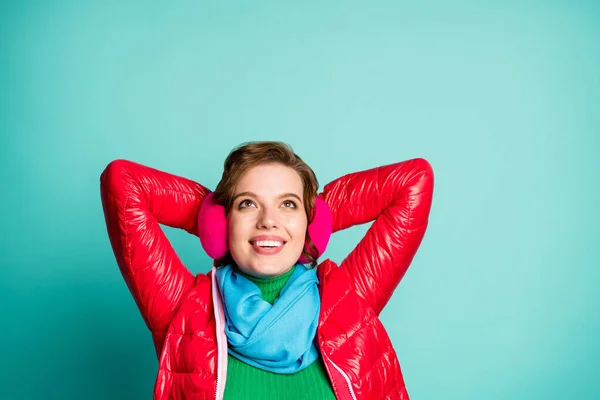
227, 212, 258, 245
287, 214, 308, 238
227, 215, 245, 244
226, 216, 249, 265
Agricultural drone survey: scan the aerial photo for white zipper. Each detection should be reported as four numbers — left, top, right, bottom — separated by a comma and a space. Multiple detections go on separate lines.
323, 352, 358, 400
212, 267, 228, 400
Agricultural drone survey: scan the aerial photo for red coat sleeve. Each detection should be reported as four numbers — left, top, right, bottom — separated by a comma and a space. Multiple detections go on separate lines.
320, 158, 434, 315
100, 159, 210, 333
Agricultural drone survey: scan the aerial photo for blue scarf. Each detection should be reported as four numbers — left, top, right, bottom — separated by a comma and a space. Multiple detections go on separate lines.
215, 263, 320, 374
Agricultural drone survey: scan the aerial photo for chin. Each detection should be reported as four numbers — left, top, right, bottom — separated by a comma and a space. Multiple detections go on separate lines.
248, 260, 296, 277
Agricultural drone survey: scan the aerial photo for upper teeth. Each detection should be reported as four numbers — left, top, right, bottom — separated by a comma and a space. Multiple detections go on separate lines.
253, 240, 283, 247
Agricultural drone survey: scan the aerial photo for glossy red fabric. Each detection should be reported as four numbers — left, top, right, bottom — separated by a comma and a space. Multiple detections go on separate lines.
100, 157, 434, 399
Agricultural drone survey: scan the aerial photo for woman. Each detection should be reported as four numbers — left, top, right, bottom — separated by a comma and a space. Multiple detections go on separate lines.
100, 141, 434, 399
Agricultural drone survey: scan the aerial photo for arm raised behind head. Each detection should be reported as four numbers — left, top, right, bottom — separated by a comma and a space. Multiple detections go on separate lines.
320, 158, 434, 315
100, 159, 211, 333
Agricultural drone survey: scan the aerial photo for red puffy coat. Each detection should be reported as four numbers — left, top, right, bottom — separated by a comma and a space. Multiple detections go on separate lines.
100, 157, 434, 399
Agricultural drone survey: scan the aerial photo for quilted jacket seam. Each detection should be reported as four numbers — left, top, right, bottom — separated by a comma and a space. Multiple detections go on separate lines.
105, 177, 168, 336
384, 378, 407, 399
320, 279, 352, 324
360, 345, 398, 388
118, 172, 204, 332
137, 181, 204, 234
122, 189, 170, 333
115, 191, 149, 330
344, 191, 410, 314
342, 164, 407, 313
348, 231, 390, 311
138, 182, 198, 197
340, 192, 395, 216
161, 332, 212, 337
163, 371, 210, 375
335, 311, 379, 354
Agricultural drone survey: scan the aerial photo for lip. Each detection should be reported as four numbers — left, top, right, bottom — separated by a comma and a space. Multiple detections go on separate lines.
249, 235, 287, 243
249, 235, 287, 256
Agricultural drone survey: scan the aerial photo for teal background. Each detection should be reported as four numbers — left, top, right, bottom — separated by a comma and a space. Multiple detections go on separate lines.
1, 1, 599, 399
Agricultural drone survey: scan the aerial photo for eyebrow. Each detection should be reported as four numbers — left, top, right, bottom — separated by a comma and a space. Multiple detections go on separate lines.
232, 191, 303, 203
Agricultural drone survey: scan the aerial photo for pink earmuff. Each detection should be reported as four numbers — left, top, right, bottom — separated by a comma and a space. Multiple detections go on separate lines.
198, 192, 332, 264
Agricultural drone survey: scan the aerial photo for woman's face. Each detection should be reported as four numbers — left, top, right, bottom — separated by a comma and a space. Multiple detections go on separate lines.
227, 163, 308, 278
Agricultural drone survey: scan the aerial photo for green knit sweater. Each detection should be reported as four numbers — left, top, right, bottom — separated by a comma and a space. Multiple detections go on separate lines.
222, 266, 336, 400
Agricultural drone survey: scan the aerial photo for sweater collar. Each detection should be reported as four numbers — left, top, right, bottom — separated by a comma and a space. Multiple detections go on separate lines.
235, 265, 296, 305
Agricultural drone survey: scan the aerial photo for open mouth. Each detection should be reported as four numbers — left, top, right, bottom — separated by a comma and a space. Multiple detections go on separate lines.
248, 240, 287, 255
249, 240, 285, 248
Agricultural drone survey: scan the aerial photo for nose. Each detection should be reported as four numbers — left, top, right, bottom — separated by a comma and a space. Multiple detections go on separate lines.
256, 207, 278, 229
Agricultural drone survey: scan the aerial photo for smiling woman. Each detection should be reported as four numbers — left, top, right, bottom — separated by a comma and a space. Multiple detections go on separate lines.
222, 162, 310, 280
225, 163, 308, 278
211, 142, 321, 272
100, 141, 434, 399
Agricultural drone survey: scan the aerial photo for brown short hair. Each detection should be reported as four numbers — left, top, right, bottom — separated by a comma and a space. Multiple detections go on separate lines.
212, 141, 319, 267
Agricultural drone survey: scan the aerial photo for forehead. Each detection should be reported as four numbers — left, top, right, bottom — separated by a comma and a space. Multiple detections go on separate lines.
235, 163, 303, 195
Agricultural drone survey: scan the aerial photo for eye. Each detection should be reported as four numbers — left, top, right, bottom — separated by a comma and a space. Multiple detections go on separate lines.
238, 199, 256, 209
282, 200, 297, 208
